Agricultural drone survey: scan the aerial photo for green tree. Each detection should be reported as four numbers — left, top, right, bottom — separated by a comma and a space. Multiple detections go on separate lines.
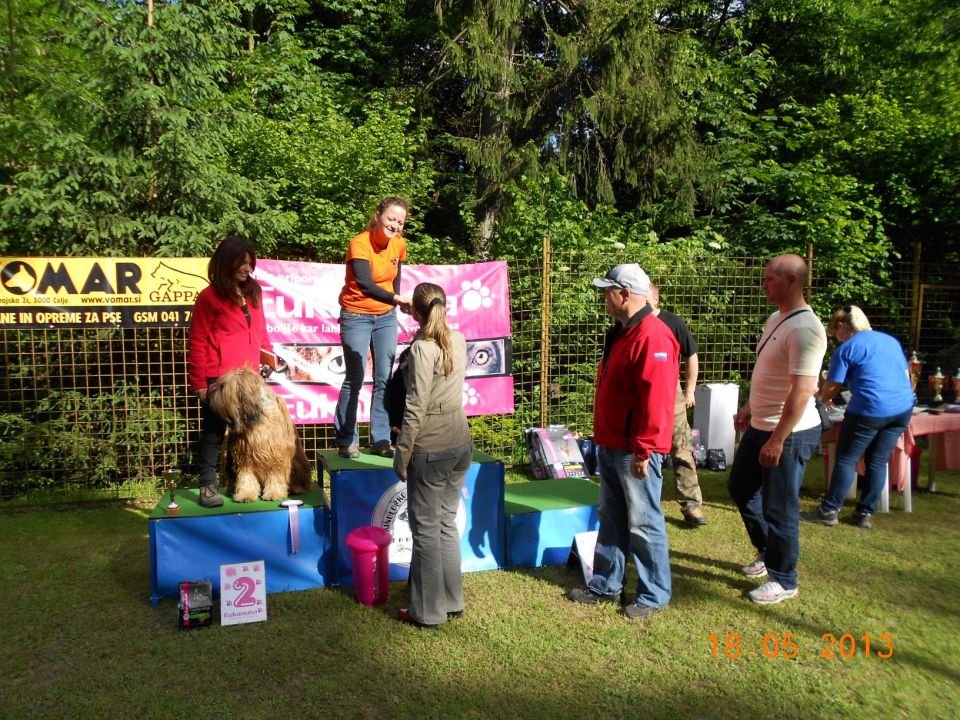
0, 0, 292, 257
229, 87, 439, 261
226, 3, 441, 261
728, 0, 960, 262
426, 0, 544, 258
425, 0, 721, 255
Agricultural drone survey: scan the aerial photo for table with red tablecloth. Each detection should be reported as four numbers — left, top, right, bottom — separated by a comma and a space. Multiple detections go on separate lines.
821, 411, 960, 512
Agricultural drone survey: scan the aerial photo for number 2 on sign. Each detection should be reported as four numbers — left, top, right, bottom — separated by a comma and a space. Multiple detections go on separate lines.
232, 576, 258, 607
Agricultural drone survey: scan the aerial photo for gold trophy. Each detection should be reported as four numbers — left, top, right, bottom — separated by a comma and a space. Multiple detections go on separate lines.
164, 469, 181, 515
908, 352, 923, 404
928, 367, 945, 404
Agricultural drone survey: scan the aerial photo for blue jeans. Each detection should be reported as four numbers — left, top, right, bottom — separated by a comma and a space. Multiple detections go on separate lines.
727, 425, 820, 590
821, 408, 913, 516
588, 446, 671, 609
335, 309, 397, 447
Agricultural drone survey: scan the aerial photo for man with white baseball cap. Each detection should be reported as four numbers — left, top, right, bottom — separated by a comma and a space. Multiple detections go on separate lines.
566, 263, 679, 619
591, 263, 652, 295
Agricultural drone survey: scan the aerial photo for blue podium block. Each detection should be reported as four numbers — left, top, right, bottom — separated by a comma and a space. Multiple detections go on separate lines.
148, 489, 331, 607
505, 478, 600, 567
324, 450, 505, 585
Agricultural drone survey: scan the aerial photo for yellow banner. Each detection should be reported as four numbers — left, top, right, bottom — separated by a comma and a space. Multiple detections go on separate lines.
0, 257, 209, 328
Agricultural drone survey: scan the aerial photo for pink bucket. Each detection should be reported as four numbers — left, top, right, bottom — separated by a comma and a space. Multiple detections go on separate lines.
345, 526, 393, 606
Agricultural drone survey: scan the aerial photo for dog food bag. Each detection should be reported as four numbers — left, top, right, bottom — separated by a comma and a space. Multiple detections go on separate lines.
525, 426, 588, 479
178, 580, 213, 629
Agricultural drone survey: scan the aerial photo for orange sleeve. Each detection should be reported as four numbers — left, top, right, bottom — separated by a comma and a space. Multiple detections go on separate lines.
346, 232, 373, 263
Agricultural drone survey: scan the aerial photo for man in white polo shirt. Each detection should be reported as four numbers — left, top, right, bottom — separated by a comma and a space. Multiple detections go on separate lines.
727, 254, 827, 605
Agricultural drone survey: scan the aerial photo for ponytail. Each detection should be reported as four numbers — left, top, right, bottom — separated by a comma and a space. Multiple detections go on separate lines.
412, 283, 453, 376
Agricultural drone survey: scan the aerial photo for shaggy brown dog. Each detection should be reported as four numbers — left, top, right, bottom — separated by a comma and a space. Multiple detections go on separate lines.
206, 366, 312, 502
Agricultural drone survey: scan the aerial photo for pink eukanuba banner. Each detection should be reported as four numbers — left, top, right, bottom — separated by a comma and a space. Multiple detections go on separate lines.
253, 260, 514, 424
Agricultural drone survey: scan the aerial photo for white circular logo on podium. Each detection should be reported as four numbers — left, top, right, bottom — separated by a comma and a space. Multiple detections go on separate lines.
371, 481, 467, 566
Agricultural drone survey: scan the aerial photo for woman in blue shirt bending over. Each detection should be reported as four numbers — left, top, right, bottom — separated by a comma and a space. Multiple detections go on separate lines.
803, 306, 914, 529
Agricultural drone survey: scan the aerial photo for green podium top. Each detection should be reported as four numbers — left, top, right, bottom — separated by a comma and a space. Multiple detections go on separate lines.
320, 448, 501, 473
504, 478, 600, 515
149, 487, 328, 519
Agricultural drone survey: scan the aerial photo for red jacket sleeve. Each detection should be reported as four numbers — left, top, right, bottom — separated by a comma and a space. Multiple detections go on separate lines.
629, 328, 679, 459
187, 289, 215, 392
255, 300, 271, 352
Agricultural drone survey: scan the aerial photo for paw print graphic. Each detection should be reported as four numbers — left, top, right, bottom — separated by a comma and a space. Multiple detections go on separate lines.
460, 279, 494, 312
462, 383, 480, 407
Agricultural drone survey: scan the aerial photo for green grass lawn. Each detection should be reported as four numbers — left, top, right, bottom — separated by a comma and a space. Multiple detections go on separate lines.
1, 456, 958, 720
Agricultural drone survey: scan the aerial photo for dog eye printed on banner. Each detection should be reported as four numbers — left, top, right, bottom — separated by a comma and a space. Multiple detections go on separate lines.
466, 338, 510, 378
272, 338, 511, 384
390, 340, 509, 378
276, 345, 348, 385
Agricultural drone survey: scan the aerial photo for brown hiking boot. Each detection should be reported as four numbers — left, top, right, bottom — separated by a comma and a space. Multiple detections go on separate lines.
682, 506, 708, 527
199, 485, 224, 508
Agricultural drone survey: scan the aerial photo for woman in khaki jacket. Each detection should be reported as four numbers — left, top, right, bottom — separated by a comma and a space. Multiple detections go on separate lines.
393, 283, 472, 627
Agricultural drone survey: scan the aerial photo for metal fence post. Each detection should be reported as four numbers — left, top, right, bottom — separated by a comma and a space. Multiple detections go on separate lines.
539, 235, 551, 428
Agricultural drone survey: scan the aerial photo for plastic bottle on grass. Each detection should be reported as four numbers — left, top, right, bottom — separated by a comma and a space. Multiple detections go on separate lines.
691, 429, 707, 466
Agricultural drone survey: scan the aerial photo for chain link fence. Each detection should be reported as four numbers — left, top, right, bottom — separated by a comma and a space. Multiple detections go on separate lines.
1, 246, 955, 501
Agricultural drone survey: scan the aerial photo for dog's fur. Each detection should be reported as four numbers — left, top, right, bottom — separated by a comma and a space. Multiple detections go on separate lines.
207, 366, 312, 502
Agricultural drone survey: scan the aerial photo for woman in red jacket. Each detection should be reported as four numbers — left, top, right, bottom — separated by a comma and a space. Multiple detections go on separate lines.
188, 235, 273, 507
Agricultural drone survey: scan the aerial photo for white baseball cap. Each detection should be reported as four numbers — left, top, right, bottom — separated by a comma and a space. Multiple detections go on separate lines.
592, 264, 651, 296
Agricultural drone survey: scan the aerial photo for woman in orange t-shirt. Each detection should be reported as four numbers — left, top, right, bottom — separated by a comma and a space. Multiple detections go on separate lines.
335, 197, 411, 458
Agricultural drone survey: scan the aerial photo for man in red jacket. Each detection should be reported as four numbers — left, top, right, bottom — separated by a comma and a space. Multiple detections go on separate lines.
566, 264, 679, 619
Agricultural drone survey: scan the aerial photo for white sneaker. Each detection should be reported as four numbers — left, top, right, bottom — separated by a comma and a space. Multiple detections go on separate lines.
748, 581, 799, 605
741, 551, 767, 578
